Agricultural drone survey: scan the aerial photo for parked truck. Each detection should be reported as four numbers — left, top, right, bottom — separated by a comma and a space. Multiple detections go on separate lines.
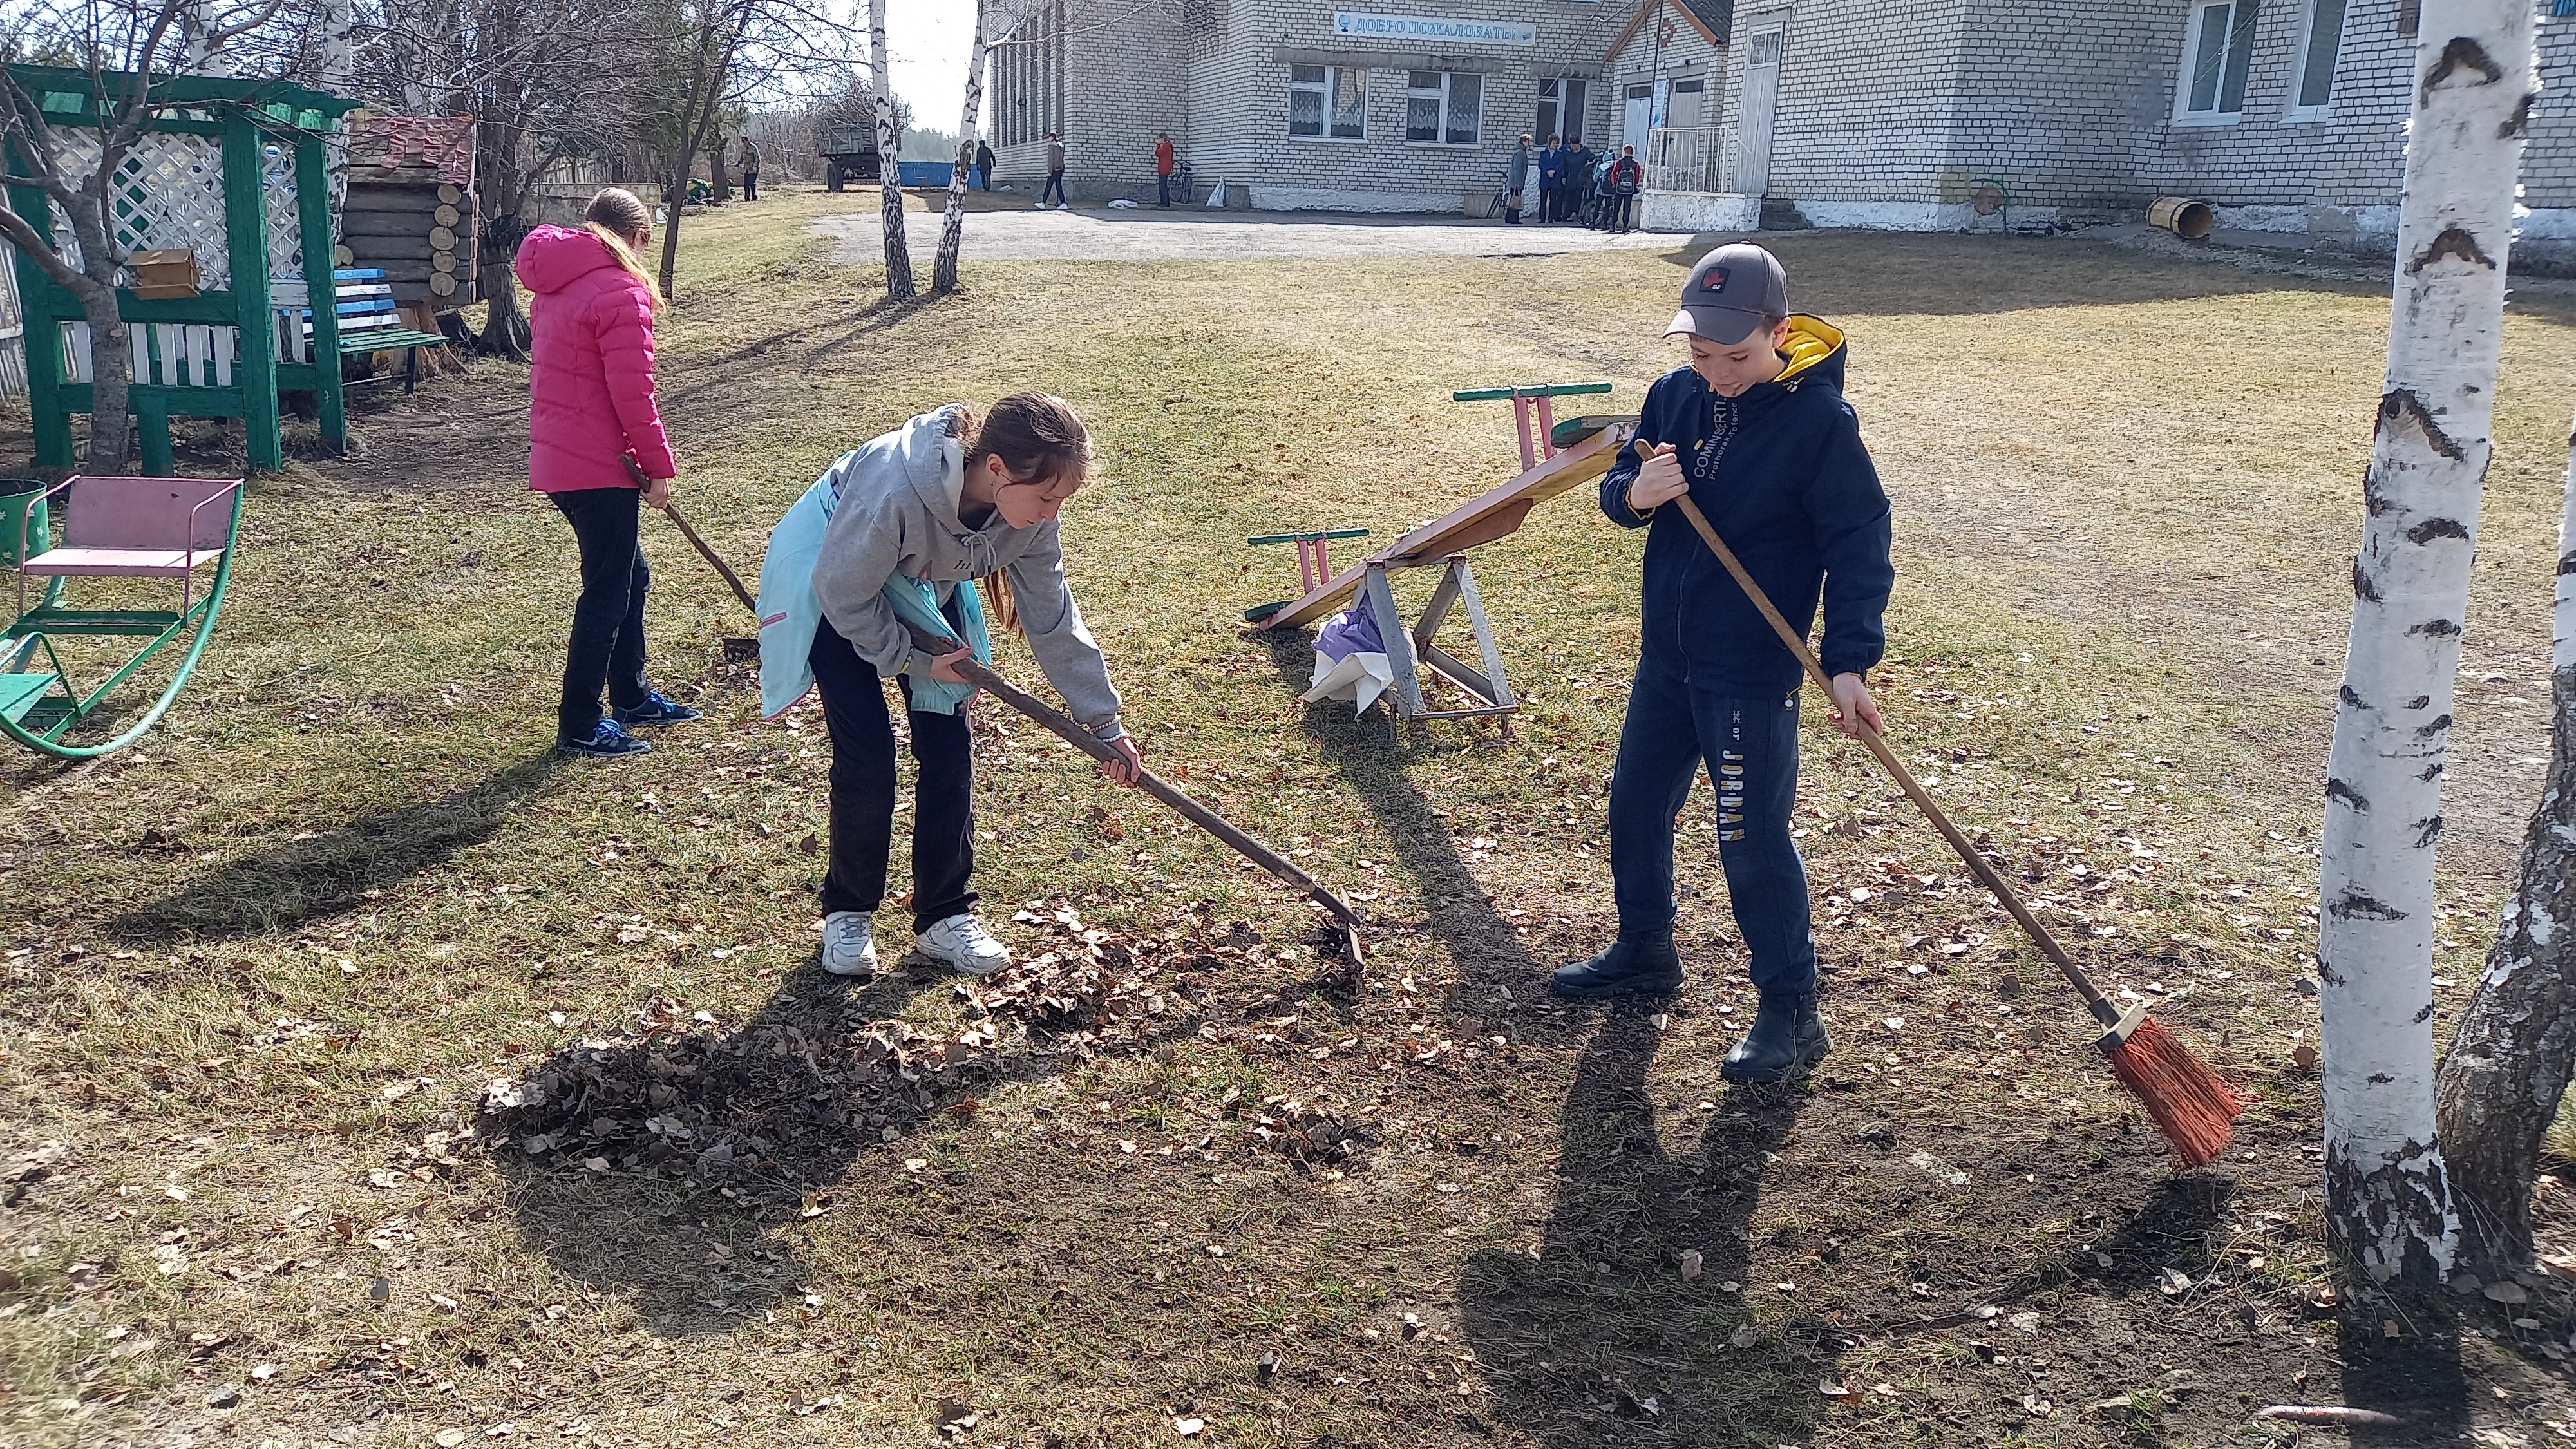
819, 122, 888, 191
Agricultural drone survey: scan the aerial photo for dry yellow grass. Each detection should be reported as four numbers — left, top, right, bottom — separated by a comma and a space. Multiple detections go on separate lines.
0, 188, 2570, 1446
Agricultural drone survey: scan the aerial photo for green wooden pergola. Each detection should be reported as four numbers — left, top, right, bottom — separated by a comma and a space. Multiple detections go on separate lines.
2, 64, 362, 475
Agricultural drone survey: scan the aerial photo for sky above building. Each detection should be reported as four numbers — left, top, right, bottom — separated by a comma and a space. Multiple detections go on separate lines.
887, 0, 982, 127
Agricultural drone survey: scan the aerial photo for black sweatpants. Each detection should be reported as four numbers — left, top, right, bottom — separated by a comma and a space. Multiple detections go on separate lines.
551, 486, 651, 743
743, 168, 759, 201
808, 622, 978, 931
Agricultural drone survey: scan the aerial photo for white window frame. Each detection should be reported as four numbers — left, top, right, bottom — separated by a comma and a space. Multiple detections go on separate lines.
2285, 0, 2347, 123
1405, 70, 1483, 147
2172, 0, 2259, 127
1289, 64, 1368, 142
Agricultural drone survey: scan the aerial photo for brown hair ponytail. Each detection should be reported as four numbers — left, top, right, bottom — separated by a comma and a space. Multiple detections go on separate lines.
947, 393, 1092, 638
583, 187, 664, 309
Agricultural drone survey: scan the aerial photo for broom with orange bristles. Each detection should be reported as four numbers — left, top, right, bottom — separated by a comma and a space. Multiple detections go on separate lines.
1666, 491, 2244, 1168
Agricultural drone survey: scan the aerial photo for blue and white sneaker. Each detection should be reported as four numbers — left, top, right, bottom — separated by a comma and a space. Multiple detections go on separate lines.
614, 691, 702, 728
558, 719, 652, 758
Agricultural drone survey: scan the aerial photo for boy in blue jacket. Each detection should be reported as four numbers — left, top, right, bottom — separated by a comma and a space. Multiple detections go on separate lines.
1552, 242, 1894, 1085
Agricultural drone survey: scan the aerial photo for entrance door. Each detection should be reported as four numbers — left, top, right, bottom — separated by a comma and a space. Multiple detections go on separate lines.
1668, 77, 1705, 130
1737, 27, 1784, 196
1622, 83, 1652, 154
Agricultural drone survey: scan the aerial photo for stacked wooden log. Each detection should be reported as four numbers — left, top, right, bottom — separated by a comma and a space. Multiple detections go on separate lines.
341, 115, 478, 309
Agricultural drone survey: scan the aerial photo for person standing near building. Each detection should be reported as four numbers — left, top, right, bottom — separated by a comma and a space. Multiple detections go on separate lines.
1535, 133, 1562, 224
1154, 131, 1176, 207
975, 138, 996, 191
1038, 131, 1069, 209
1566, 137, 1596, 225
737, 135, 761, 202
1504, 133, 1531, 225
1605, 144, 1643, 232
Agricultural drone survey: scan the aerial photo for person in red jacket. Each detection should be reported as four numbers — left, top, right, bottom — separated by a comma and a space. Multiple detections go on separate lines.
516, 187, 699, 758
1154, 131, 1175, 208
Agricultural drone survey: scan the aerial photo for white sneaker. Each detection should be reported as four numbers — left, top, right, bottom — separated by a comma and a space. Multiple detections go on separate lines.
1031, 200, 1045, 209
1055, 202, 1072, 210
914, 913, 1012, 976
820, 911, 879, 977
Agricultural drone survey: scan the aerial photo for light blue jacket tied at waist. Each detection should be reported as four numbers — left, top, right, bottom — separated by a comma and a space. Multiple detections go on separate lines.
756, 407, 1122, 737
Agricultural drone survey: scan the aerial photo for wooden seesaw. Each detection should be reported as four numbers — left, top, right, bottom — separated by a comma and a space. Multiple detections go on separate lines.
1245, 383, 1636, 729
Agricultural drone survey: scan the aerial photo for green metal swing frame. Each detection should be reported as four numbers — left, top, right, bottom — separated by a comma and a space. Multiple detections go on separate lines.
0, 476, 243, 759
0, 64, 354, 759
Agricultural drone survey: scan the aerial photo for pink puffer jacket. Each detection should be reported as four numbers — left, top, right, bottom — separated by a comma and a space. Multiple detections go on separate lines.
518, 225, 676, 493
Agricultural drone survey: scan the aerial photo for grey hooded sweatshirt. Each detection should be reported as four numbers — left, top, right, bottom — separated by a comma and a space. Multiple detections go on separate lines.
811, 407, 1125, 739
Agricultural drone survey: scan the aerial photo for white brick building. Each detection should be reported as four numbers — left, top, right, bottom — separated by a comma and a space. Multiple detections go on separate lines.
1639, 0, 2576, 260
983, 0, 1726, 210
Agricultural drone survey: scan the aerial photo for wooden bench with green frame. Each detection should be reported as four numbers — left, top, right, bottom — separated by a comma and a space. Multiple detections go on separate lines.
1, 63, 363, 477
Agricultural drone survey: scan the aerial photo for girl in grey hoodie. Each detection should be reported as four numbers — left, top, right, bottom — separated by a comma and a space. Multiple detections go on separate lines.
804, 393, 1142, 977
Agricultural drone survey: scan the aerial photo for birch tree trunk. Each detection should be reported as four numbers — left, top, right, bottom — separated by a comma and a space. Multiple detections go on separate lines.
176, 0, 225, 73
316, 0, 355, 239
931, 0, 988, 296
2432, 410, 2576, 1276
869, 0, 915, 299
2318, 0, 2537, 1287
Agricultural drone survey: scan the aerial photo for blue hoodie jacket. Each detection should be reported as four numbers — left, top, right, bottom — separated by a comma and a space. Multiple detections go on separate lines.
1600, 316, 1893, 697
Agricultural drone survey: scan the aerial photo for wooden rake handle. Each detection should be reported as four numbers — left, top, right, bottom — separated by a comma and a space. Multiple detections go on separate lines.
897, 622, 1367, 945
1666, 494, 2116, 1024
662, 504, 759, 615
618, 455, 759, 616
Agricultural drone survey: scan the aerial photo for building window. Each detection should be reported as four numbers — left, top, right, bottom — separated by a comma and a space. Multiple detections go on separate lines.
1537, 77, 1589, 144
1406, 70, 1482, 146
1289, 64, 1366, 139
2288, 0, 2346, 120
2175, 0, 2259, 122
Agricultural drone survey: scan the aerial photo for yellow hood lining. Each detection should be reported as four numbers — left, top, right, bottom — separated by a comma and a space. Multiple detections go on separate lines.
1776, 314, 1844, 383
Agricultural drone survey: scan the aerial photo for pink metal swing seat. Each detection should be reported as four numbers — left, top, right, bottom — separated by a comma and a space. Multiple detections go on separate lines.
19, 477, 237, 607
1, 475, 245, 759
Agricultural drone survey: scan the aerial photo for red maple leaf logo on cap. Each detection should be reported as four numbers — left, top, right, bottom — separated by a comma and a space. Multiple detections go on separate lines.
1700, 267, 1730, 292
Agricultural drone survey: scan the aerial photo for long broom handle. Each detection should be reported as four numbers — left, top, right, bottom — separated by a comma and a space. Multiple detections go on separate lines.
1666, 493, 2116, 1023
897, 621, 1367, 935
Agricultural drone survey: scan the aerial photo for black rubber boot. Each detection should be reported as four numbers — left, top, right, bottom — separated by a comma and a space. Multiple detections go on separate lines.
1719, 993, 1830, 1083
1549, 930, 1683, 999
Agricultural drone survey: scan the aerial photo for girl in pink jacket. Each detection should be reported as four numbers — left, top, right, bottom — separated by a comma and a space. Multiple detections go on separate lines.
518, 188, 698, 757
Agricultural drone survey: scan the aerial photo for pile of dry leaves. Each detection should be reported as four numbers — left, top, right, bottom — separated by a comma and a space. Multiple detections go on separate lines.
472, 902, 1235, 1183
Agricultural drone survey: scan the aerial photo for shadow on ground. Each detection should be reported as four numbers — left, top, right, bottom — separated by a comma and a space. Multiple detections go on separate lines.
483, 936, 1233, 1337
1245, 630, 1841, 1442
2336, 1311, 2471, 1446
106, 752, 567, 942
1463, 1012, 1830, 1444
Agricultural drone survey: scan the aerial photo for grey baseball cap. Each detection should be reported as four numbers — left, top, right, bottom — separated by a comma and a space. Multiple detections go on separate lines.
1667, 242, 1790, 344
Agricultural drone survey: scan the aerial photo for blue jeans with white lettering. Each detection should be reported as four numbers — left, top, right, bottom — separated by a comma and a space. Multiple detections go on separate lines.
1606, 667, 1817, 1005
